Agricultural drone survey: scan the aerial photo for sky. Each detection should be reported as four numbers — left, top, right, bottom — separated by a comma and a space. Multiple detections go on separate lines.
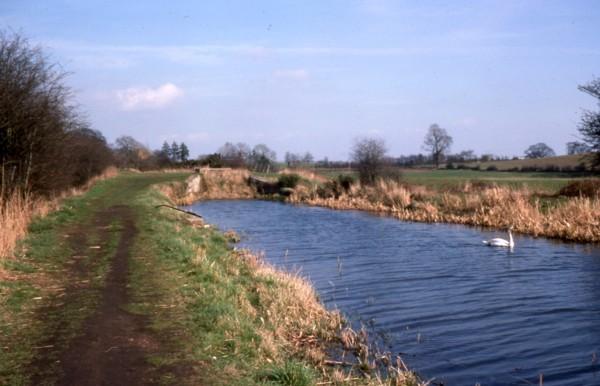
1, 0, 599, 160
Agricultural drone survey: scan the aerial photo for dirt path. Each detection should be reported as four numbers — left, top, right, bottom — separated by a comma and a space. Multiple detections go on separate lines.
31, 205, 161, 385
58, 205, 159, 386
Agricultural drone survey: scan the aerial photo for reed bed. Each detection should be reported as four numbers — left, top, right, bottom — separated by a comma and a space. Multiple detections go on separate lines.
290, 181, 600, 243
0, 166, 119, 264
176, 169, 600, 242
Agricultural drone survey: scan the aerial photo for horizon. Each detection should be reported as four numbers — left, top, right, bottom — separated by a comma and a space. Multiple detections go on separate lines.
2, 0, 599, 160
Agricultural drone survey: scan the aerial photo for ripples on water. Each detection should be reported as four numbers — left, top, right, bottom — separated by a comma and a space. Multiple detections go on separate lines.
186, 200, 600, 385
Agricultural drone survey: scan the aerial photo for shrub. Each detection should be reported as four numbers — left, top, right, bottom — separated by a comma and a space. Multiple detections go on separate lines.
378, 166, 403, 183
560, 166, 574, 173
278, 174, 301, 189
486, 165, 498, 171
558, 179, 600, 198
520, 166, 538, 172
316, 181, 342, 199
337, 174, 355, 192
543, 164, 560, 172
575, 163, 587, 172
0, 32, 114, 197
446, 162, 456, 170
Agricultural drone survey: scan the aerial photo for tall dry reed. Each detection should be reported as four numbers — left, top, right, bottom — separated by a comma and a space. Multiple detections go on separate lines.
291, 181, 600, 243
0, 166, 119, 264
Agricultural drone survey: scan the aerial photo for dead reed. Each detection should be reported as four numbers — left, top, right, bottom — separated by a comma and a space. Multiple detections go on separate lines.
290, 180, 600, 243
0, 166, 119, 264
230, 248, 425, 385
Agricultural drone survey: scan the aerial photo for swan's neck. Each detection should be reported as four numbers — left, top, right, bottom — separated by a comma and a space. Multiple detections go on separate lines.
508, 230, 514, 246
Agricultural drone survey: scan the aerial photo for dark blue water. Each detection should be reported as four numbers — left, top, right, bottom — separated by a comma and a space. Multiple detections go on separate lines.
185, 200, 600, 385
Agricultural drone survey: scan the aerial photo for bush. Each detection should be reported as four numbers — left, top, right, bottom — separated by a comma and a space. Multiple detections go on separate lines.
558, 179, 600, 198
0, 32, 114, 198
446, 162, 456, 170
278, 174, 301, 189
543, 164, 560, 172
486, 165, 498, 171
317, 181, 342, 199
575, 162, 587, 172
199, 153, 223, 168
378, 166, 403, 183
337, 174, 355, 192
520, 166, 538, 172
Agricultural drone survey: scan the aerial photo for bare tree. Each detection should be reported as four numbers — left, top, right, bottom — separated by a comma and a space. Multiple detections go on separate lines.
113, 136, 151, 169
524, 143, 555, 159
218, 142, 251, 167
566, 141, 589, 155
0, 31, 113, 197
578, 77, 600, 166
423, 124, 453, 168
350, 137, 387, 185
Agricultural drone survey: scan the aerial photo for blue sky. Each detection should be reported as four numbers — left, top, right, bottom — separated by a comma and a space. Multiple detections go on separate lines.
2, 0, 599, 160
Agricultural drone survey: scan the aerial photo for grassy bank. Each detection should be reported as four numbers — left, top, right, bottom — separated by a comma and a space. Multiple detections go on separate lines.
0, 167, 118, 266
1, 171, 421, 385
184, 169, 600, 243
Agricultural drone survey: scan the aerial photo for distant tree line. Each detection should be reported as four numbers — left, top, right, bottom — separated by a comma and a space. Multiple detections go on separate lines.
111, 137, 193, 170
0, 32, 113, 199
198, 142, 279, 173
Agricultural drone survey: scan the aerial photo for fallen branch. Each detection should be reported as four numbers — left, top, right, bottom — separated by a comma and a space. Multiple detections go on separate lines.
155, 205, 203, 219
323, 359, 354, 367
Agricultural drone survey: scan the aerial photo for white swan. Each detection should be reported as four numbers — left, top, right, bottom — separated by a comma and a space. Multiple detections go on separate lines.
483, 228, 514, 248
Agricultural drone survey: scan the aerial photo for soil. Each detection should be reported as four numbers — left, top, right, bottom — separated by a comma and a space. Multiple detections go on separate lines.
30, 205, 162, 386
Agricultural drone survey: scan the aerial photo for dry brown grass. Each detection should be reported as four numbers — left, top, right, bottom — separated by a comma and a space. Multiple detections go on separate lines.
0, 166, 119, 264
234, 248, 342, 346
279, 168, 329, 183
291, 180, 600, 243
229, 248, 425, 385
176, 168, 256, 205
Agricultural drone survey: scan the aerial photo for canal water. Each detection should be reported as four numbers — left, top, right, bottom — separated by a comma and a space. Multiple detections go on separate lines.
185, 200, 600, 385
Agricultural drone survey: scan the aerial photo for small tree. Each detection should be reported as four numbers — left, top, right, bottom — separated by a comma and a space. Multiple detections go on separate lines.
218, 142, 250, 167
302, 152, 314, 165
566, 141, 589, 155
423, 124, 453, 167
577, 77, 600, 166
524, 143, 555, 159
250, 144, 277, 172
114, 136, 151, 168
350, 137, 387, 185
179, 142, 189, 162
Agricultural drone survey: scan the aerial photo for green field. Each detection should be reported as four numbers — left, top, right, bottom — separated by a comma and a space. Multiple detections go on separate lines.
463, 153, 591, 171
314, 168, 591, 192
401, 169, 581, 191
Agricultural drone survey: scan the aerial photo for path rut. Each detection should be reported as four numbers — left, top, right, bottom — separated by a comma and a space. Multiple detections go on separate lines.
32, 205, 161, 386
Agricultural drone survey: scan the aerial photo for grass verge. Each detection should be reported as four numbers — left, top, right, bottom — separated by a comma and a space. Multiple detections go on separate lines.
2, 171, 423, 385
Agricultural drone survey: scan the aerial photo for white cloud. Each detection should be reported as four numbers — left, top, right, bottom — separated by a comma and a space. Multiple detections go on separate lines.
116, 83, 183, 111
273, 69, 309, 80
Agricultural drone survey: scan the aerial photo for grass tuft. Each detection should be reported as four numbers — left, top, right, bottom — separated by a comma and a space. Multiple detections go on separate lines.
258, 360, 316, 386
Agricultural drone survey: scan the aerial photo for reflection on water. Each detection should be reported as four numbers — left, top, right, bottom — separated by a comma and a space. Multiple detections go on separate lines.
186, 200, 600, 386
